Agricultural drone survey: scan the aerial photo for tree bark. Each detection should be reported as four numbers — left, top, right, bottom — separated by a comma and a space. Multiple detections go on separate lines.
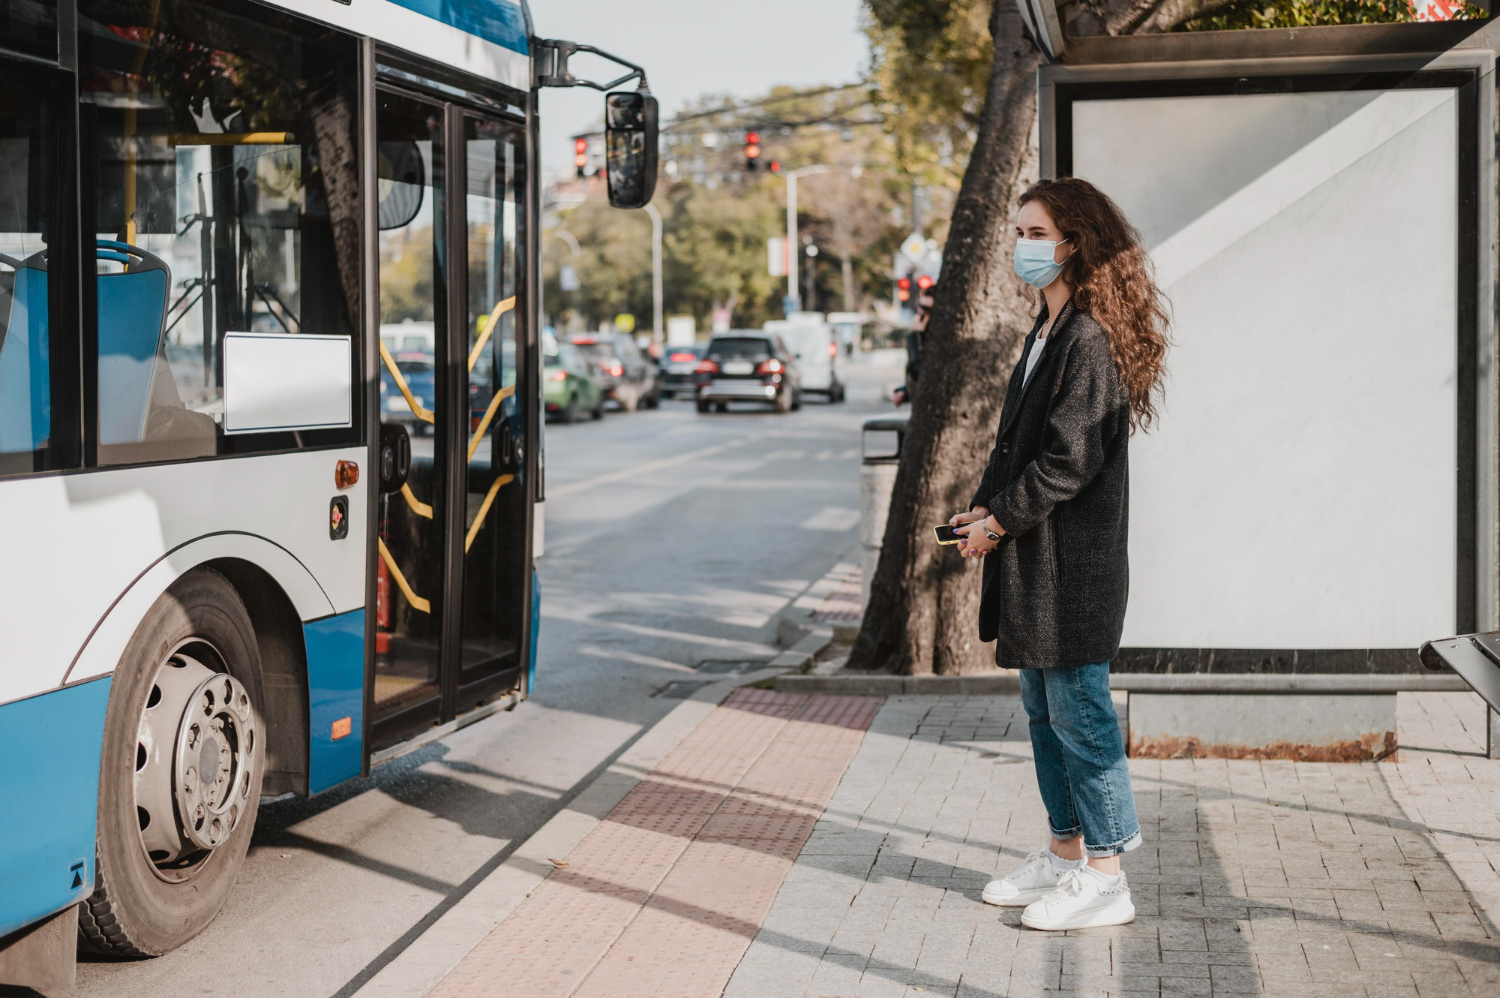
848, 0, 1044, 675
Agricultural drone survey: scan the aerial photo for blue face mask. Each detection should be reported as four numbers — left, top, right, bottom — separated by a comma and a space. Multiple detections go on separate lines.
1013, 238, 1070, 289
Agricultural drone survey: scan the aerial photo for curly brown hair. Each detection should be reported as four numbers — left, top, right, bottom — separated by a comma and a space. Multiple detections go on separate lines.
1018, 178, 1170, 431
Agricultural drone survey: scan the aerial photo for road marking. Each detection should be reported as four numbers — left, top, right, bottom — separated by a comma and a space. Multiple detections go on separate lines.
546, 439, 748, 498
800, 506, 859, 531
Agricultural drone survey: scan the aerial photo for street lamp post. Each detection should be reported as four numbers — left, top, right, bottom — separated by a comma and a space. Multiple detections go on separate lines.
643, 201, 663, 345
784, 165, 829, 314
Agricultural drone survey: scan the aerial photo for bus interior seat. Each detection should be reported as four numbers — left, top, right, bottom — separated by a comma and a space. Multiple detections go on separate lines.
97, 242, 171, 447
0, 252, 50, 453
96, 240, 215, 458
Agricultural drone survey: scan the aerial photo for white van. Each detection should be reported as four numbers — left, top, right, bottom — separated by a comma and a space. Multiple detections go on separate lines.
765, 314, 845, 402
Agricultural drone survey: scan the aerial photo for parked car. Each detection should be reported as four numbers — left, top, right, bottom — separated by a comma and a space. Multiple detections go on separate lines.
572, 332, 660, 411
658, 343, 706, 399
695, 332, 800, 413
380, 349, 436, 435
766, 316, 845, 402
544, 342, 605, 422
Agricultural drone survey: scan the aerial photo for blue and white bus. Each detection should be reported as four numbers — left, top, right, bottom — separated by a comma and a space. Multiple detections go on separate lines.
0, 0, 654, 986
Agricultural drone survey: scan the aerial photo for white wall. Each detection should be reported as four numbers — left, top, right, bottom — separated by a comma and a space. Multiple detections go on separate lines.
1072, 87, 1459, 649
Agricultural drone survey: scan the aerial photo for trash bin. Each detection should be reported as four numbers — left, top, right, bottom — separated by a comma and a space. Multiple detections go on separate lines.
860, 415, 908, 612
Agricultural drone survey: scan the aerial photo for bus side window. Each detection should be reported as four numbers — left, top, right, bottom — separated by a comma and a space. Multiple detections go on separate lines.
0, 63, 73, 478
80, 0, 362, 465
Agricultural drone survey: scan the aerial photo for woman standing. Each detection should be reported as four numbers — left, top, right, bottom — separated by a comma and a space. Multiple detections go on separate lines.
951, 178, 1169, 931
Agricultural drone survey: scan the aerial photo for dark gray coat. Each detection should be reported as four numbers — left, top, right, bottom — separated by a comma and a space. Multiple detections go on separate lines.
969, 301, 1131, 670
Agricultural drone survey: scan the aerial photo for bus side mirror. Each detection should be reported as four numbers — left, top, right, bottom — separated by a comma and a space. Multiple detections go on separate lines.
605, 91, 658, 209
379, 423, 410, 495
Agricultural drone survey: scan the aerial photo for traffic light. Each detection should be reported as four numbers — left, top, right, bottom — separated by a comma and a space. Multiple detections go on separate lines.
574, 137, 588, 178
768, 160, 781, 174
916, 275, 934, 291
744, 131, 761, 171
896, 276, 911, 303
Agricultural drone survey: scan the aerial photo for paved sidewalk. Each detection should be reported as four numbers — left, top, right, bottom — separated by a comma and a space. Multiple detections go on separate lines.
426, 689, 881, 997
725, 692, 1500, 998
411, 688, 1499, 998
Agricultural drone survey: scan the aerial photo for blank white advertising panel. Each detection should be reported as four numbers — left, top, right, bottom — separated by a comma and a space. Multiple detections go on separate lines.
222, 332, 353, 434
1071, 87, 1458, 649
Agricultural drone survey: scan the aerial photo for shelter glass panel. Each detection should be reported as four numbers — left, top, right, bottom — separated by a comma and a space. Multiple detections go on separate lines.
1068, 85, 1460, 650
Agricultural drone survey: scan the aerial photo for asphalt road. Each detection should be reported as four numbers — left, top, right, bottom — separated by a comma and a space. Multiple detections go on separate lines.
71, 361, 897, 998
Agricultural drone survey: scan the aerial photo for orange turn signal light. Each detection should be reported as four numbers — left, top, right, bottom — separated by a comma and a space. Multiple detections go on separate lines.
335, 460, 359, 490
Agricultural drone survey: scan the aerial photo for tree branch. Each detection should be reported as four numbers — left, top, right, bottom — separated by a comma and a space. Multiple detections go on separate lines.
1121, 0, 1242, 33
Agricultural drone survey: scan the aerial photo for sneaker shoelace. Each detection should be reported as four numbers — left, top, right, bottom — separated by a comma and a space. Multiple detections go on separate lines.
1006, 847, 1052, 883
1043, 866, 1089, 906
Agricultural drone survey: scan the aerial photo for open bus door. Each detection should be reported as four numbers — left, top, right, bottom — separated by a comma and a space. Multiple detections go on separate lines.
368, 77, 533, 757
1039, 32, 1498, 713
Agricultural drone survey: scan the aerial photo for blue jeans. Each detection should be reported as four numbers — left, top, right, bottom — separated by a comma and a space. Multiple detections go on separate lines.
1020, 662, 1141, 857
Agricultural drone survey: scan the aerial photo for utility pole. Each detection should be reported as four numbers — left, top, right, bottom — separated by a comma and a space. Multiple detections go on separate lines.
784, 165, 829, 314
643, 201, 663, 345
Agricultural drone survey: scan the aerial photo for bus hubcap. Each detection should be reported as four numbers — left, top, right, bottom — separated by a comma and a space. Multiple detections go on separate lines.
135, 646, 257, 876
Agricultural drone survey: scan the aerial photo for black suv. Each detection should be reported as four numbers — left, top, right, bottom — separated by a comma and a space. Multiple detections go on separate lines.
695, 332, 801, 413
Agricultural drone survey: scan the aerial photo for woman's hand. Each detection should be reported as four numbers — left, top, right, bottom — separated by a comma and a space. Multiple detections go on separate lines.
956, 515, 1002, 558
949, 508, 986, 528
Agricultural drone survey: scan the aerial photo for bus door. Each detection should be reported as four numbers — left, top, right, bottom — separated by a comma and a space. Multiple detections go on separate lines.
372, 88, 529, 752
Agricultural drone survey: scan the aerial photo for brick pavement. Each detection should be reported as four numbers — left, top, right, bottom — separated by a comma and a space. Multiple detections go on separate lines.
724, 692, 1500, 998
427, 688, 881, 998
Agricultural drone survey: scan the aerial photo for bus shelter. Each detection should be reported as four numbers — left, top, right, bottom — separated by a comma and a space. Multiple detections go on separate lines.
1028, 17, 1500, 755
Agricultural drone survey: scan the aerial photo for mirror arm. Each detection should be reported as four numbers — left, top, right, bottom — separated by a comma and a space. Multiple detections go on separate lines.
534, 39, 649, 92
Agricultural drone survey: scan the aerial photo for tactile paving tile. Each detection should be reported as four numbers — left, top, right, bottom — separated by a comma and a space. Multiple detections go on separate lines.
428, 691, 880, 998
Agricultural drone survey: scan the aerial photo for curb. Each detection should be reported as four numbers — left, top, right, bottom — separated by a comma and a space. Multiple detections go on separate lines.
777, 672, 1021, 695
349, 639, 833, 998
775, 671, 1473, 696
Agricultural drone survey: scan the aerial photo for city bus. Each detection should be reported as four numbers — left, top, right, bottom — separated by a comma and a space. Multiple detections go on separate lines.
0, 0, 654, 986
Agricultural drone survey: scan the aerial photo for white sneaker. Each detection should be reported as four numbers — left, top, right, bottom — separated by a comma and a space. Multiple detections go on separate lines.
1020, 866, 1135, 930
982, 848, 1079, 907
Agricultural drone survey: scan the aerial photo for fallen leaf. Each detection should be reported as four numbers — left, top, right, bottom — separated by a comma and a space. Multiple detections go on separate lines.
548, 858, 570, 868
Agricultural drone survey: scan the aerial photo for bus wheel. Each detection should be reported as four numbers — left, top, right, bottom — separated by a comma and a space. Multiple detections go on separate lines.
79, 570, 265, 957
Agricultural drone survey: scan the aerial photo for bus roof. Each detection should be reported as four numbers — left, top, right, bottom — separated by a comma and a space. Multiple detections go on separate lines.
256, 0, 531, 91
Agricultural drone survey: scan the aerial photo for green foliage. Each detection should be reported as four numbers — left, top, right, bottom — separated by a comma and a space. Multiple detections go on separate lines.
662, 181, 786, 328
1180, 0, 1485, 30
542, 198, 654, 330
864, 0, 991, 192
379, 228, 435, 323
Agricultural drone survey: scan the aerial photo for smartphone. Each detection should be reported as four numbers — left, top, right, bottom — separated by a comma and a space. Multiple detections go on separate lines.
933, 523, 962, 545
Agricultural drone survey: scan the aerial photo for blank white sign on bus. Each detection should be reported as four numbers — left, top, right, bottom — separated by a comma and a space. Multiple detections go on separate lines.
1071, 86, 1458, 649
222, 332, 352, 435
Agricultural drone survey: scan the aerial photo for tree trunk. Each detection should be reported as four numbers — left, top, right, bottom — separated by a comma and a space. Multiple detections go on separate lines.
848, 0, 1043, 675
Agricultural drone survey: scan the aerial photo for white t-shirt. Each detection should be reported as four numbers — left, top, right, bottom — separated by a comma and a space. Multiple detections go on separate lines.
1022, 333, 1049, 387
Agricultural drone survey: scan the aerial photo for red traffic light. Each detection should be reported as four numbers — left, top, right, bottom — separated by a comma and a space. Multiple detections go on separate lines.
916, 275, 934, 290
768, 160, 780, 173
896, 277, 911, 290
745, 131, 760, 145
574, 137, 587, 153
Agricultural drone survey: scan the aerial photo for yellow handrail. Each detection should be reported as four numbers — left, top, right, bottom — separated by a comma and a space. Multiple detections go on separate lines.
166, 132, 296, 146
465, 475, 514, 553
467, 384, 516, 462
468, 297, 516, 373
379, 341, 435, 424
377, 538, 430, 614
400, 483, 433, 520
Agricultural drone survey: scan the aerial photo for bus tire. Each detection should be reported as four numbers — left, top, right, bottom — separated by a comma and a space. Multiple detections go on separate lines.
79, 569, 265, 957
